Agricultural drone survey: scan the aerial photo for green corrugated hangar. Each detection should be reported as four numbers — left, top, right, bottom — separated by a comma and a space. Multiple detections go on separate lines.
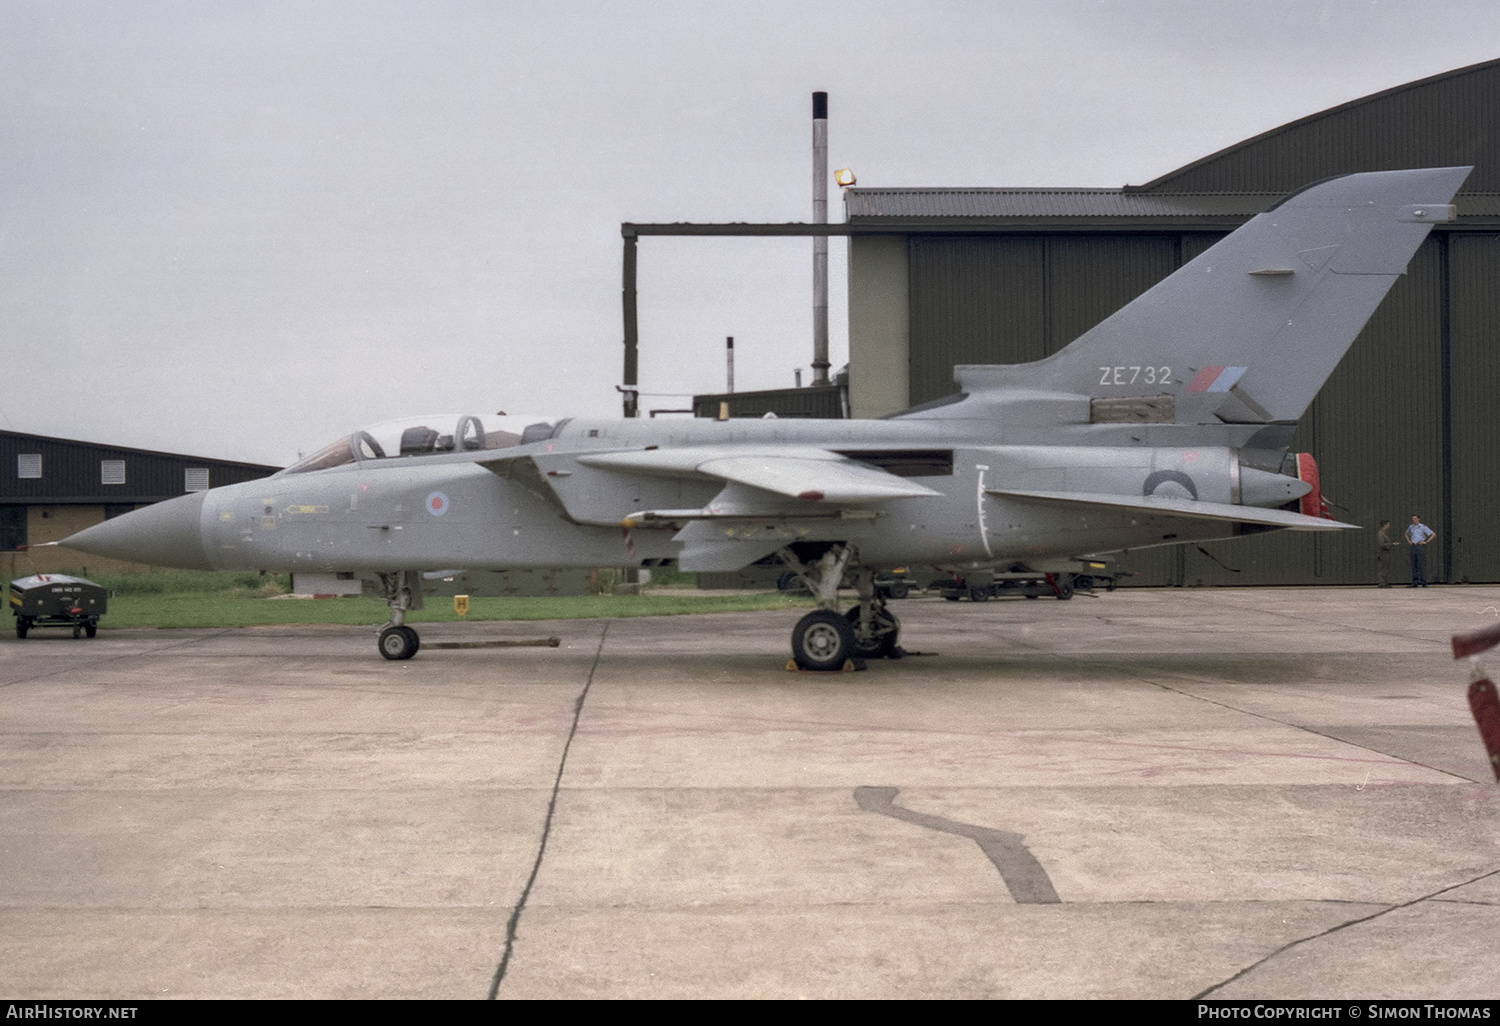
844, 58, 1500, 588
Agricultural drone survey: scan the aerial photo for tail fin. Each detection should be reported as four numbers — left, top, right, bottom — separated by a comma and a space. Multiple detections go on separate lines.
949, 167, 1470, 426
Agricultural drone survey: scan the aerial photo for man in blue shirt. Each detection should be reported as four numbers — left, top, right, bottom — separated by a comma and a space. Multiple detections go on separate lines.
1406, 514, 1435, 587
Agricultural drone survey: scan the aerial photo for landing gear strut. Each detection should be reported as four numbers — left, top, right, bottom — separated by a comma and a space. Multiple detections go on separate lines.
778, 546, 901, 671
376, 571, 422, 660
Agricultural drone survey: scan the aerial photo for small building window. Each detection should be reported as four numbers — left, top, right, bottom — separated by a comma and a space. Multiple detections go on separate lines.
101, 460, 126, 485
185, 468, 210, 492
17, 454, 41, 479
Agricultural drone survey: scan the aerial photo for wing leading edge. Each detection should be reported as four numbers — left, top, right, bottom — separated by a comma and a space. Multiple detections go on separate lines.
577, 447, 940, 503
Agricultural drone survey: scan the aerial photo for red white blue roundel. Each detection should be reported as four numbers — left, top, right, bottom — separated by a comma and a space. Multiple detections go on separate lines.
425, 491, 450, 516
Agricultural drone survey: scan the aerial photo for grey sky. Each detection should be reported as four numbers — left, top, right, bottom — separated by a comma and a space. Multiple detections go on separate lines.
3, 0, 1497, 465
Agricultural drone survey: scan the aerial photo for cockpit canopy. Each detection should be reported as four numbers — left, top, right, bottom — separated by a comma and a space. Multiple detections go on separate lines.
281, 414, 556, 475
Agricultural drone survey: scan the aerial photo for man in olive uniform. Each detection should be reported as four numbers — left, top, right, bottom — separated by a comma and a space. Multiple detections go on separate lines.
1376, 520, 1394, 587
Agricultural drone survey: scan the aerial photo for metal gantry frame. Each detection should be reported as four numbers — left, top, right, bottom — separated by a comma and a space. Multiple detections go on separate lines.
618, 220, 1077, 418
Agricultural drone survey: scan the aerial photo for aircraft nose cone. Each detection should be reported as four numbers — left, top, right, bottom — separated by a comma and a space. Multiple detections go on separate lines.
63, 492, 215, 570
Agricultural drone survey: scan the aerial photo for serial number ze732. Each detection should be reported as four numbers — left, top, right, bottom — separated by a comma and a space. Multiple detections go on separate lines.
1100, 365, 1172, 386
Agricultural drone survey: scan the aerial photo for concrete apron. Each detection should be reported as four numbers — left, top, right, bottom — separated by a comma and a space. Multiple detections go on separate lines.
0, 587, 1496, 998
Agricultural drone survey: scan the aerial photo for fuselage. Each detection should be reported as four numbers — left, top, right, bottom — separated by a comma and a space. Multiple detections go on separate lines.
69, 410, 1307, 578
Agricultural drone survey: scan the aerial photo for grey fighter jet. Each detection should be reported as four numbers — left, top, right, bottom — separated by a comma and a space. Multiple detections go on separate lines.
64, 167, 1469, 667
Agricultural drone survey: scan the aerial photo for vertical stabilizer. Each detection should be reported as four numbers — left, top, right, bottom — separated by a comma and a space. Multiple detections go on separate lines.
948, 167, 1470, 426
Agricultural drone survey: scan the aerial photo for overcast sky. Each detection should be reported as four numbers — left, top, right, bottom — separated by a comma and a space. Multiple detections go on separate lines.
3, 0, 1498, 466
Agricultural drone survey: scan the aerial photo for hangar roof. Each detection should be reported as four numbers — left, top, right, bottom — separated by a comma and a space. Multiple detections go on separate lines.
1133, 57, 1500, 194
844, 186, 1500, 230
846, 58, 1500, 230
845, 189, 1275, 222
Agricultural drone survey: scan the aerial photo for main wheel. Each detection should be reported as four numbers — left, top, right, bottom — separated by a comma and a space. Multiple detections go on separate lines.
791, 609, 856, 671
378, 624, 420, 660
15, 617, 29, 639
845, 606, 900, 658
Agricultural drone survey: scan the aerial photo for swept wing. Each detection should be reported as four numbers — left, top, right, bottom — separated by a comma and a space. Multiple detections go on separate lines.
990, 488, 1354, 530
576, 447, 940, 503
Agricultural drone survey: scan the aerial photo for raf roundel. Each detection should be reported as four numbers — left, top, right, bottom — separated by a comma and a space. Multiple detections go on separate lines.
425, 491, 450, 517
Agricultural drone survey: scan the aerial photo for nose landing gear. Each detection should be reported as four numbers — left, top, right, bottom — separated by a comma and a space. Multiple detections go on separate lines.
376, 571, 422, 660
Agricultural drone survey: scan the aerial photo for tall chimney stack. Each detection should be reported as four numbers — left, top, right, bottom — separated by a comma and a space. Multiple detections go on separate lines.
811, 91, 829, 386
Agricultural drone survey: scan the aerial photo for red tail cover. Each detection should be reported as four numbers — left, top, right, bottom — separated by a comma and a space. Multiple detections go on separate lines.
1294, 453, 1332, 520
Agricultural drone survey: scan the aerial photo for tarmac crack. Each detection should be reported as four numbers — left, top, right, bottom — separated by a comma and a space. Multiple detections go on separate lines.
853, 786, 1060, 904
1192, 865, 1500, 999
0, 629, 238, 690
1000, 621, 1482, 782
1144, 675, 1484, 784
487, 622, 608, 999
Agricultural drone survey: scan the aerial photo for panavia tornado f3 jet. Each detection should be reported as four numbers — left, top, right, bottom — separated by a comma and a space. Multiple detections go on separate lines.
64, 167, 1470, 666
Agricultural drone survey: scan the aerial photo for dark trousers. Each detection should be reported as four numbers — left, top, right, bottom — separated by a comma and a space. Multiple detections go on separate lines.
1410, 546, 1428, 586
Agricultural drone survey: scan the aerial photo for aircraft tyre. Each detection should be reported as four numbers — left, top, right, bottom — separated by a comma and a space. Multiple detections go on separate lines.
845, 606, 900, 658
791, 610, 856, 671
378, 624, 421, 661
777, 571, 809, 595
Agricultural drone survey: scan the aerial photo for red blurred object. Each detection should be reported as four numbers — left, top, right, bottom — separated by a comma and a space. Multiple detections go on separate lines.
1452, 621, 1500, 660
1468, 679, 1500, 782
1294, 453, 1333, 520
1453, 622, 1500, 782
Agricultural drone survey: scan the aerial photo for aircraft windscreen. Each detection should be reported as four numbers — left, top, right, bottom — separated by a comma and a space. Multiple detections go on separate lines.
282, 414, 554, 474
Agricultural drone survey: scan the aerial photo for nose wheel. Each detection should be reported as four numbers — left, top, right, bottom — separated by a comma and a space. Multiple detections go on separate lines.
378, 624, 420, 660
375, 570, 423, 660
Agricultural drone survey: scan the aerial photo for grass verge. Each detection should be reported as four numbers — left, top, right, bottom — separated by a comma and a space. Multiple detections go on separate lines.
44, 571, 813, 630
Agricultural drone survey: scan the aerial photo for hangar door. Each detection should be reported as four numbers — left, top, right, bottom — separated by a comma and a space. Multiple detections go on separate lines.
905, 232, 1500, 586
906, 234, 1180, 404
1449, 234, 1500, 583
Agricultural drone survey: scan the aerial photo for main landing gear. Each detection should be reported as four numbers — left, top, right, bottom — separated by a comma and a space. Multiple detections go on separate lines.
376, 571, 422, 661
778, 546, 902, 671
